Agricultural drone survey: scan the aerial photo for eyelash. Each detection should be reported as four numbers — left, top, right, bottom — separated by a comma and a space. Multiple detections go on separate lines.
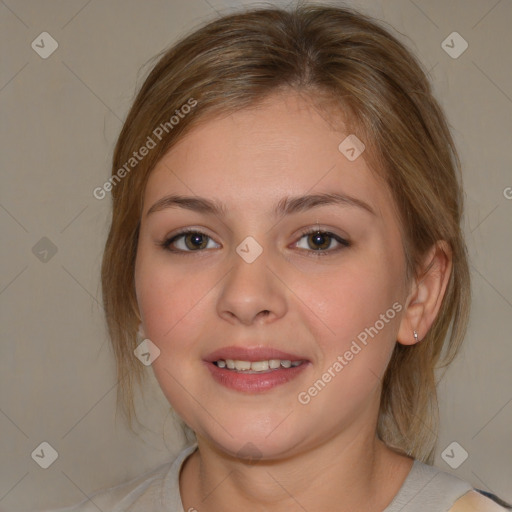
158, 227, 351, 257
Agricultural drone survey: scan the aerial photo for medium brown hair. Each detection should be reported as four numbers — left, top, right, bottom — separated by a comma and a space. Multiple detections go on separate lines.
101, 3, 470, 463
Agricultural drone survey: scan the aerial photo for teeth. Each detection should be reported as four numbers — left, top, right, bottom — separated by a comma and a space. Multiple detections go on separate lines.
250, 360, 269, 372
234, 360, 251, 371
215, 359, 303, 372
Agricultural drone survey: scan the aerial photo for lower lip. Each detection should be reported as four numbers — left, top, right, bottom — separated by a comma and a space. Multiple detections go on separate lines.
205, 361, 310, 393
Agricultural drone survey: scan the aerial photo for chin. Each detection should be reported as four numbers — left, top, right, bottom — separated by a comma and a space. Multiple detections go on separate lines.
194, 417, 308, 463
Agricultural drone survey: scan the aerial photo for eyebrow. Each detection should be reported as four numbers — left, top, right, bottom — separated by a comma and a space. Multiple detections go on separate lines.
146, 192, 376, 218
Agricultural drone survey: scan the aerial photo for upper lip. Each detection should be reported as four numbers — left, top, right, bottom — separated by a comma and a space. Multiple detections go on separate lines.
204, 346, 308, 363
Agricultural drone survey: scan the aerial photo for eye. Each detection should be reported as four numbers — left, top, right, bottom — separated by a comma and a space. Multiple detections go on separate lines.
294, 229, 350, 255
159, 229, 220, 253
158, 228, 349, 255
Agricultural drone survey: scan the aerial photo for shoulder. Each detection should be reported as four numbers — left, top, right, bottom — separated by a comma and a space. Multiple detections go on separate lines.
383, 458, 510, 512
449, 490, 512, 511
37, 443, 198, 511
36, 462, 172, 511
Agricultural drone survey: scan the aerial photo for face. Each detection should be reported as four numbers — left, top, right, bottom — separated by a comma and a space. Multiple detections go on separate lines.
134, 91, 409, 460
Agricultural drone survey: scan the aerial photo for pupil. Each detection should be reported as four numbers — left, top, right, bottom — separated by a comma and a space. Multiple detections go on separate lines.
309, 232, 329, 250
186, 233, 207, 250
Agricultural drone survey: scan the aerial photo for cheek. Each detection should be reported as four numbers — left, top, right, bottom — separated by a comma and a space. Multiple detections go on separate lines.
299, 260, 400, 343
294, 258, 403, 403
136, 267, 204, 343
134, 257, 210, 420
294, 267, 402, 418
135, 248, 222, 362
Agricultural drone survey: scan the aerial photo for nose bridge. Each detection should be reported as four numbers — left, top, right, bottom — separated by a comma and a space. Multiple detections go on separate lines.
216, 240, 286, 324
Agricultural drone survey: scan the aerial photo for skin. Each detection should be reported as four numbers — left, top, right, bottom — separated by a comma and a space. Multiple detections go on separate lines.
134, 90, 452, 511
449, 491, 508, 511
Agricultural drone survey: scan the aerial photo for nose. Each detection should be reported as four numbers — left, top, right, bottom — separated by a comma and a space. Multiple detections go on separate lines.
216, 248, 287, 326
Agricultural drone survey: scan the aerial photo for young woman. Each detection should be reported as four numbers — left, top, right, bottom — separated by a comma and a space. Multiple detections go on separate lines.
45, 4, 510, 511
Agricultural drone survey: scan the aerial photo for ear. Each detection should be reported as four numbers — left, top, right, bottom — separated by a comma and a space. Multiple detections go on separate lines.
397, 240, 453, 346
137, 322, 146, 340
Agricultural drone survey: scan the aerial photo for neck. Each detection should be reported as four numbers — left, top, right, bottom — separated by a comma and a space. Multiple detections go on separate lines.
180, 422, 412, 512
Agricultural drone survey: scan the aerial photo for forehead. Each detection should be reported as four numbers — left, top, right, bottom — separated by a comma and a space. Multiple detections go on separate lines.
143, 91, 391, 218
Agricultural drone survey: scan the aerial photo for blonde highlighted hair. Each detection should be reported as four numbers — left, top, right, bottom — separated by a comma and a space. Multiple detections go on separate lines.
101, 3, 470, 463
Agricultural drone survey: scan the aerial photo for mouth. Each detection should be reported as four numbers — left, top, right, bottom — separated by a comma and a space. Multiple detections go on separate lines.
204, 346, 310, 392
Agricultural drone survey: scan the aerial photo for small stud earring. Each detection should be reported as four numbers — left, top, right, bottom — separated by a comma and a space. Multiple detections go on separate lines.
413, 330, 419, 343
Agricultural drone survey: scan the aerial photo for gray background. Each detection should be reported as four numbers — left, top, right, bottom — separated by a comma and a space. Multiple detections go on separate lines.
1, 0, 511, 509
